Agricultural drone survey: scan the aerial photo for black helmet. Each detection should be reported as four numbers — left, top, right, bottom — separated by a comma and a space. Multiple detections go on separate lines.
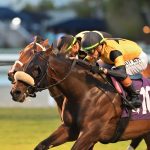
57, 35, 77, 51
75, 30, 89, 41
81, 31, 105, 53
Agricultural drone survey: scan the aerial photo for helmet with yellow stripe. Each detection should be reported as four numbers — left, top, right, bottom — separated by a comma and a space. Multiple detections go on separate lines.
80, 31, 105, 53
75, 31, 89, 41
57, 35, 77, 52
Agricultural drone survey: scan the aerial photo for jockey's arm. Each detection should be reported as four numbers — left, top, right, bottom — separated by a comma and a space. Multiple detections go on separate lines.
103, 50, 128, 81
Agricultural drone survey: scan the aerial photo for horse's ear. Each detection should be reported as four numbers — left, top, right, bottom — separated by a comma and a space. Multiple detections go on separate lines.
50, 43, 54, 49
34, 35, 44, 43
40, 39, 49, 47
44, 46, 53, 56
33, 36, 37, 43
32, 42, 37, 53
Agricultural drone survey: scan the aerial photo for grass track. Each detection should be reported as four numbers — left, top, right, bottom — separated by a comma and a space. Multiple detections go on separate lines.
0, 108, 146, 150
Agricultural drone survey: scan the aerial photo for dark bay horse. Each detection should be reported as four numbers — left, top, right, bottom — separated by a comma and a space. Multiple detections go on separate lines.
10, 47, 150, 150
8, 36, 66, 118
8, 37, 146, 150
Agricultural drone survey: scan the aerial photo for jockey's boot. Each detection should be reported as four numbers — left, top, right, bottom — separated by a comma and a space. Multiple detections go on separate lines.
124, 84, 142, 108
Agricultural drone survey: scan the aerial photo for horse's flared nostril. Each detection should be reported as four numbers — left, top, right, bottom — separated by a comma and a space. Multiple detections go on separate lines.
14, 90, 21, 96
11, 89, 21, 99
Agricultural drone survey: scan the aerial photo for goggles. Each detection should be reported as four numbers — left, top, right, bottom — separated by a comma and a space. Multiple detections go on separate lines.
66, 37, 77, 51
81, 37, 106, 55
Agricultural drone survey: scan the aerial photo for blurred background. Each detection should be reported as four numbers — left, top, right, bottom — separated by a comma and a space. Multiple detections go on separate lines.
0, 0, 149, 149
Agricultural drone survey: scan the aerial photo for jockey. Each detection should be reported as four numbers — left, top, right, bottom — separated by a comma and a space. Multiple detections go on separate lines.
56, 34, 81, 58
56, 31, 112, 59
80, 31, 148, 108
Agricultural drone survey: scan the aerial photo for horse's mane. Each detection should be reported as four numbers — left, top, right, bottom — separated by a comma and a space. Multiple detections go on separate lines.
51, 52, 99, 73
76, 59, 94, 70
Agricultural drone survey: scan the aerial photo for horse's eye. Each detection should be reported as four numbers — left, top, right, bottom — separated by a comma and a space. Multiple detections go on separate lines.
32, 66, 41, 78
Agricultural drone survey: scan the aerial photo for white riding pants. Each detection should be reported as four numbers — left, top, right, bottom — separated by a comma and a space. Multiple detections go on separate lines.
97, 51, 148, 75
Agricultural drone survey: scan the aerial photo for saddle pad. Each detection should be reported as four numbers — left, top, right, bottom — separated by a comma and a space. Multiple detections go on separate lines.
122, 77, 150, 120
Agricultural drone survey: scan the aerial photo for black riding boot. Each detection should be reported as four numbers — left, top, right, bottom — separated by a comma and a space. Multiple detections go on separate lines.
124, 84, 142, 108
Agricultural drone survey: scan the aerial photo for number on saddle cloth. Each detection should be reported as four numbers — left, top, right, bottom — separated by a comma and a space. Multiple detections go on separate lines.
122, 76, 150, 120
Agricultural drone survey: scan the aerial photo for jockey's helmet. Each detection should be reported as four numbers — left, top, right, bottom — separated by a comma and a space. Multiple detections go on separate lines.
81, 31, 105, 53
75, 31, 89, 41
57, 35, 77, 51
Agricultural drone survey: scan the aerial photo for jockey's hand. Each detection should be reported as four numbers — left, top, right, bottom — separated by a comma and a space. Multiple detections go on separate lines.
91, 66, 107, 74
99, 67, 108, 74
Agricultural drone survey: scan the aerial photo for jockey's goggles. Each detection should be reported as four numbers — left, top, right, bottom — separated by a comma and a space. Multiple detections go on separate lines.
66, 37, 77, 51
81, 31, 106, 54
81, 38, 105, 55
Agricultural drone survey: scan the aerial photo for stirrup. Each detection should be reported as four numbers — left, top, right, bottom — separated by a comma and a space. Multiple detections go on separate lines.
128, 100, 141, 109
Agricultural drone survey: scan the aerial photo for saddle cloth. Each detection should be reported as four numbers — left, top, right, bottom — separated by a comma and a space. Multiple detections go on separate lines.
111, 76, 150, 120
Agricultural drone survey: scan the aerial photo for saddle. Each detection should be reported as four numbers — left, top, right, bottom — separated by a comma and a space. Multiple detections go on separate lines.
111, 73, 142, 95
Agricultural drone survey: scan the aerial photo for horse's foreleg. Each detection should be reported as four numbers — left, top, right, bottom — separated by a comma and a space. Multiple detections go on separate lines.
143, 133, 150, 150
71, 130, 97, 150
127, 137, 143, 150
89, 144, 95, 150
34, 124, 79, 150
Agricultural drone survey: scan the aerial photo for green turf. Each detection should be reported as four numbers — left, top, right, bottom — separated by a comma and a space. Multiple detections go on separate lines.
0, 108, 146, 150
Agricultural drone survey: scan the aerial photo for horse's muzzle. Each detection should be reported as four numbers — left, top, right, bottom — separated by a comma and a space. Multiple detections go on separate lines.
10, 89, 24, 102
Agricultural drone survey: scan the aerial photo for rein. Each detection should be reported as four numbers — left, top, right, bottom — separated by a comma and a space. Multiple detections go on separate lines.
31, 55, 77, 92
77, 61, 137, 110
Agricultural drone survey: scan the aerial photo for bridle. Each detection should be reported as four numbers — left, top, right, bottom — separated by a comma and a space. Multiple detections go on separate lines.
8, 42, 47, 84
26, 53, 77, 96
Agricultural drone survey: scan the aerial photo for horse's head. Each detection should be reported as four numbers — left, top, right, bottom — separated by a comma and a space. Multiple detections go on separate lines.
10, 46, 53, 102
10, 44, 105, 103
8, 36, 49, 83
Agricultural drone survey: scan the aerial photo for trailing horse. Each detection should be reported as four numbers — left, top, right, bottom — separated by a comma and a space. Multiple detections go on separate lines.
10, 47, 150, 150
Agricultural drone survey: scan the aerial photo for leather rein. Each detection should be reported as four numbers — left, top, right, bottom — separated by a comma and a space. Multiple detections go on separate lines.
27, 54, 77, 94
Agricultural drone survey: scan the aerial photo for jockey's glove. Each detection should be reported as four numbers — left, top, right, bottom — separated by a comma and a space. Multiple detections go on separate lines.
99, 67, 108, 74
90, 66, 107, 74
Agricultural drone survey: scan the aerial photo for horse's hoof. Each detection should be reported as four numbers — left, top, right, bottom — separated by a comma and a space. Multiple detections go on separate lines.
34, 144, 48, 150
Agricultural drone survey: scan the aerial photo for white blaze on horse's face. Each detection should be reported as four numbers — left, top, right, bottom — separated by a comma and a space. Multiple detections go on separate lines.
14, 71, 35, 86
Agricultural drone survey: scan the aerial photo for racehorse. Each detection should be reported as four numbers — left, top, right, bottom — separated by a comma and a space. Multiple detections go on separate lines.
10, 47, 150, 150
8, 36, 150, 149
8, 36, 66, 117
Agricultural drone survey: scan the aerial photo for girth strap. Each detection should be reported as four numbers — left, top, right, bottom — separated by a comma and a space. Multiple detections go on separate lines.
101, 109, 132, 144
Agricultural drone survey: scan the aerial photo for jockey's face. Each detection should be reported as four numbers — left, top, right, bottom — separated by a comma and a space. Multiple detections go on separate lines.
87, 46, 100, 60
70, 42, 80, 56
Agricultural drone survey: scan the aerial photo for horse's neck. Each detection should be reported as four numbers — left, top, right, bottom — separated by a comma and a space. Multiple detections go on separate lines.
47, 57, 122, 125
48, 55, 117, 102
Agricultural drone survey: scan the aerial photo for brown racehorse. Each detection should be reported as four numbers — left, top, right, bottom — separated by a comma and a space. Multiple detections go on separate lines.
10, 47, 150, 150
8, 37, 147, 150
8, 36, 66, 118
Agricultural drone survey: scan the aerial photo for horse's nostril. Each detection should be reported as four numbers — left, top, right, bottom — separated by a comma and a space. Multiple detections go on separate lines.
10, 89, 22, 101
15, 90, 21, 96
